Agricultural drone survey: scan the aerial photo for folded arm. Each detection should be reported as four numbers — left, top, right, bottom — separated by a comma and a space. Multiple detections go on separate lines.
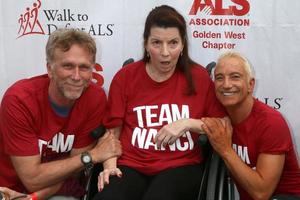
11, 131, 121, 193
10, 143, 94, 193
97, 127, 122, 191
201, 117, 284, 200
154, 118, 205, 148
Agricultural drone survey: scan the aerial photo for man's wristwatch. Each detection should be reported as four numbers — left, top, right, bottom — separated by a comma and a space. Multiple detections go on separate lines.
81, 151, 94, 170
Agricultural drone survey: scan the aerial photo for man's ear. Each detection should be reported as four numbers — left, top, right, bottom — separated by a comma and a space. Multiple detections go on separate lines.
249, 78, 255, 93
46, 63, 53, 78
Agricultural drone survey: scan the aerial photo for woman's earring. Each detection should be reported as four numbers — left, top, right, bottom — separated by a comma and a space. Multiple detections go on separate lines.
180, 51, 183, 56
147, 52, 150, 58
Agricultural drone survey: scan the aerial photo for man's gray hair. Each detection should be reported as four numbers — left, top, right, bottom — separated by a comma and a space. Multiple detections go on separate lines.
216, 51, 254, 79
46, 28, 97, 64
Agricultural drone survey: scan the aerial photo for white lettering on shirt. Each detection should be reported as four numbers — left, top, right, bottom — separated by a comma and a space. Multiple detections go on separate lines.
131, 104, 194, 151
39, 132, 75, 154
232, 144, 250, 164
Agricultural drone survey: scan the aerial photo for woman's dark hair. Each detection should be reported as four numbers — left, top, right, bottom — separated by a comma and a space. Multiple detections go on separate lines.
142, 5, 196, 95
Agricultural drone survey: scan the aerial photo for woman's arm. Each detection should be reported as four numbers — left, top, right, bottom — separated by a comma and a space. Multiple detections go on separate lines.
97, 127, 122, 191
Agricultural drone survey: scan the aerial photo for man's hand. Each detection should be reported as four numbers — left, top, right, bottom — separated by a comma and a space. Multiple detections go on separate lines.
201, 117, 233, 157
90, 132, 122, 163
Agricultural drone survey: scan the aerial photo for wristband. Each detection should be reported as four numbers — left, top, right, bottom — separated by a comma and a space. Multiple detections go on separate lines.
29, 193, 38, 200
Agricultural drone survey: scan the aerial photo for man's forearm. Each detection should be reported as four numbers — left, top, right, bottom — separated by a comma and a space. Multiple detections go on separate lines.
12, 144, 94, 192
17, 154, 85, 192
222, 150, 283, 200
33, 182, 63, 199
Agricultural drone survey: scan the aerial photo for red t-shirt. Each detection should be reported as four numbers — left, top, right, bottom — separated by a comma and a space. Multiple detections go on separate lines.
233, 99, 300, 199
104, 61, 225, 175
0, 74, 107, 193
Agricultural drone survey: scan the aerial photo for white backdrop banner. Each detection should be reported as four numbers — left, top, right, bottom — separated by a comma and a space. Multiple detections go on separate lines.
1, 0, 300, 158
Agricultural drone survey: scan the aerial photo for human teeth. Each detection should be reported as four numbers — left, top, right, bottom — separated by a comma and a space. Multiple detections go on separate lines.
223, 92, 234, 96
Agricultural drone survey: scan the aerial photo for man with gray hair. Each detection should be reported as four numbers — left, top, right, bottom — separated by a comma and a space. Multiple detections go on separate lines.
201, 51, 300, 200
0, 28, 121, 199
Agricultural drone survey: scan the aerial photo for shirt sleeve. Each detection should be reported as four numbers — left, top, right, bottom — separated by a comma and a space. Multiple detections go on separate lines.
73, 87, 107, 148
103, 70, 127, 129
257, 114, 292, 154
1, 95, 40, 156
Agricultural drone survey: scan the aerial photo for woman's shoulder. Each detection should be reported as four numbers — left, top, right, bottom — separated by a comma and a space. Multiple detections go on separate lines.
113, 60, 146, 82
113, 60, 143, 77
190, 63, 211, 79
119, 60, 145, 72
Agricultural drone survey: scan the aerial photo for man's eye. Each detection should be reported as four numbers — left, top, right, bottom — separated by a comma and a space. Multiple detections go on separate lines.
80, 66, 92, 71
215, 76, 223, 81
63, 65, 73, 69
231, 75, 240, 79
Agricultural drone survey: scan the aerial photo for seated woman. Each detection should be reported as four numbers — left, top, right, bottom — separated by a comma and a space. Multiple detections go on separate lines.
93, 5, 225, 200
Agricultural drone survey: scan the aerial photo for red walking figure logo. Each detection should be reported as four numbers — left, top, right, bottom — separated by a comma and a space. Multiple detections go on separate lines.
17, 0, 45, 38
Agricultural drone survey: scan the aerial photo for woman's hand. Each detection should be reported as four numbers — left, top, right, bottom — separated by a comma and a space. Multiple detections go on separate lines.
97, 167, 122, 192
155, 119, 188, 149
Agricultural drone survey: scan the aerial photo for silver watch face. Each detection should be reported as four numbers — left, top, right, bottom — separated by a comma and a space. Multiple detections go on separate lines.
83, 154, 91, 163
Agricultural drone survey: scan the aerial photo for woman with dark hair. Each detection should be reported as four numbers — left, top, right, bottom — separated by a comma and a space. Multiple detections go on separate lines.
93, 5, 225, 200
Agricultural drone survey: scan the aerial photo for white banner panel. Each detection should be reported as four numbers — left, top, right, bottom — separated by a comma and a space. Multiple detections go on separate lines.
1, 0, 299, 158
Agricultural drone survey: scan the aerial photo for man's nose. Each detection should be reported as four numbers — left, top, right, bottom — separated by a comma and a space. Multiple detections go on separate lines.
71, 67, 81, 80
222, 77, 232, 88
